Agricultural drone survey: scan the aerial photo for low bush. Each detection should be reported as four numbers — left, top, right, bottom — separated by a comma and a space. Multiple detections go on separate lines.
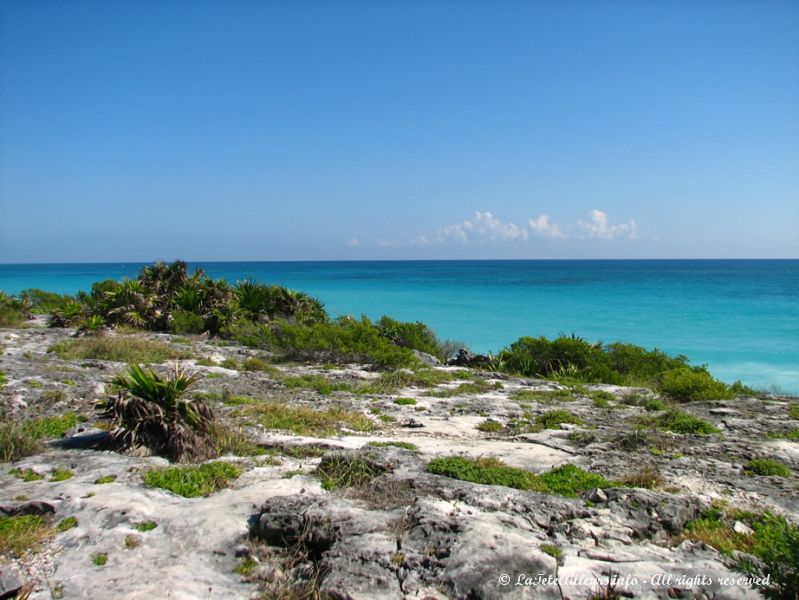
282, 374, 353, 395
536, 409, 582, 429
537, 464, 614, 497
376, 316, 443, 360
427, 456, 545, 491
427, 456, 614, 497
267, 317, 418, 368
142, 461, 243, 497
316, 453, 390, 490
659, 368, 734, 402
683, 507, 799, 598
744, 459, 792, 478
169, 310, 205, 334
655, 409, 719, 435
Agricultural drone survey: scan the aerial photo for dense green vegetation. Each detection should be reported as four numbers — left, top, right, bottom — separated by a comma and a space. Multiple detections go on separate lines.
1, 260, 759, 393
683, 506, 799, 598
142, 461, 243, 497
98, 364, 215, 462
427, 456, 615, 497
492, 334, 752, 400
316, 454, 389, 490
0, 514, 53, 557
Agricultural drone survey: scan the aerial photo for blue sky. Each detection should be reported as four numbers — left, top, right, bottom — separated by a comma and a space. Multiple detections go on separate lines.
1, 0, 797, 262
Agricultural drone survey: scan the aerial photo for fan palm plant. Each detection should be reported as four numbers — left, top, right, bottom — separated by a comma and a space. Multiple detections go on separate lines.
98, 364, 215, 462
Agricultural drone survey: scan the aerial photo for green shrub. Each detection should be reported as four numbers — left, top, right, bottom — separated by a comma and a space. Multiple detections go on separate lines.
655, 409, 719, 435
142, 461, 243, 497
316, 454, 389, 490
745, 459, 792, 478
684, 508, 799, 598
540, 543, 562, 561
536, 409, 582, 429
538, 464, 614, 498
0, 371, 6, 386
49, 337, 190, 363
20, 289, 72, 314
9, 467, 44, 481
282, 374, 353, 395
92, 552, 108, 566
169, 310, 205, 334
94, 475, 117, 484
241, 357, 280, 376
393, 397, 417, 406
268, 317, 418, 368
476, 419, 504, 433
376, 316, 443, 359
659, 368, 734, 402
49, 468, 74, 482
427, 456, 545, 491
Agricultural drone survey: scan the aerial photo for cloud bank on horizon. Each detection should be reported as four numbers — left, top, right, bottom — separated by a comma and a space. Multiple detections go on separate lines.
358, 209, 638, 249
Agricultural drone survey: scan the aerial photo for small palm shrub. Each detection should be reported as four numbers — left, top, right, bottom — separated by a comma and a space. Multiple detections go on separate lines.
98, 364, 215, 462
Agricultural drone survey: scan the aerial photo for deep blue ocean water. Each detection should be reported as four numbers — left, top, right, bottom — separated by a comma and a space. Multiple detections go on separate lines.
1, 260, 797, 394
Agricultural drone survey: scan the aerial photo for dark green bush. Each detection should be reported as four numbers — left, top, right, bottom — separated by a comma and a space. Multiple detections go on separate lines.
377, 316, 443, 359
267, 317, 418, 368
169, 309, 205, 334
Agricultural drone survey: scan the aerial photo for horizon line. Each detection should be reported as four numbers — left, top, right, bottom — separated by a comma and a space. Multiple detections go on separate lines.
2, 257, 799, 266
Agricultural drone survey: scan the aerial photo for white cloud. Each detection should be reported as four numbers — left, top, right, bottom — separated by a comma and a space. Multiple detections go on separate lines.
578, 209, 637, 240
415, 211, 528, 245
528, 214, 567, 239
346, 237, 362, 247
377, 239, 398, 247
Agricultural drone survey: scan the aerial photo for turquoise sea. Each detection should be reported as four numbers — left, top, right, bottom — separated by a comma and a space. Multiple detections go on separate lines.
1, 260, 797, 394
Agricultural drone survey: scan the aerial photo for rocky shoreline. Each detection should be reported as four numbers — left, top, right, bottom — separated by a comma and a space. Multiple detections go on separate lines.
1, 324, 798, 599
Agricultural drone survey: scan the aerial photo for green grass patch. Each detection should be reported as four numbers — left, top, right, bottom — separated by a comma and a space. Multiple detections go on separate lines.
124, 534, 141, 549
654, 409, 719, 435
393, 397, 417, 406
9, 467, 43, 481
92, 552, 108, 566
475, 419, 504, 433
142, 461, 243, 497
49, 468, 74, 482
94, 474, 117, 484
49, 336, 190, 363
540, 543, 562, 561
0, 515, 52, 556
536, 409, 582, 429
424, 380, 503, 398
745, 459, 792, 478
282, 374, 353, 395
427, 456, 546, 492
659, 368, 735, 402
366, 441, 418, 451
236, 401, 375, 437
359, 368, 467, 394
767, 428, 799, 441
538, 464, 614, 497
789, 404, 799, 420
241, 357, 280, 376
135, 521, 158, 532
210, 424, 267, 457
316, 454, 389, 490
0, 371, 6, 386
428, 456, 614, 498
0, 419, 43, 462
278, 444, 330, 459
510, 389, 575, 404
235, 556, 259, 576
22, 412, 81, 439
56, 517, 78, 532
